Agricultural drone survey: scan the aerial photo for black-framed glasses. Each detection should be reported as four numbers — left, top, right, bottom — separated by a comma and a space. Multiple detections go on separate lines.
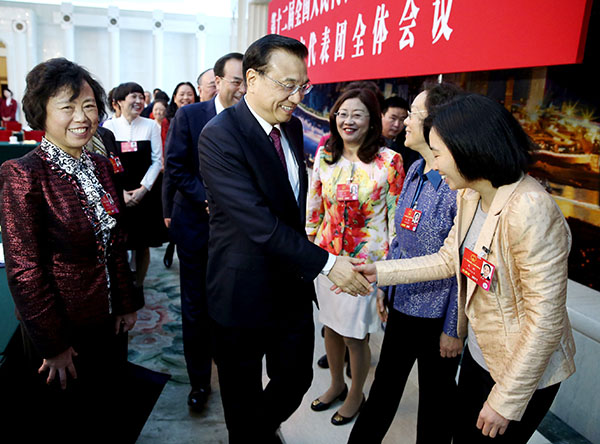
257, 70, 313, 96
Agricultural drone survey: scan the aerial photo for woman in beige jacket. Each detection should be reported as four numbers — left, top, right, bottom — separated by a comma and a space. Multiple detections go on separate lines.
355, 94, 575, 443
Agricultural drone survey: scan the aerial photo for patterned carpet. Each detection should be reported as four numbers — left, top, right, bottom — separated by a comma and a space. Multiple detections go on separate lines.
127, 245, 190, 384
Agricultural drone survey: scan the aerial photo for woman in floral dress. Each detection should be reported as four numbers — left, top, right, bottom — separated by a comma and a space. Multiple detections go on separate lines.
306, 88, 405, 425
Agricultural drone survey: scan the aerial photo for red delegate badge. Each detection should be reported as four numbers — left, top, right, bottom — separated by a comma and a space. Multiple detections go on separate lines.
109, 154, 125, 173
400, 207, 422, 231
120, 141, 138, 153
336, 183, 359, 202
460, 247, 495, 291
101, 193, 119, 215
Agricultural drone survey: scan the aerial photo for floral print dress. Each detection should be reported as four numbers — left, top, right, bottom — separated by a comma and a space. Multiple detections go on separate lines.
306, 145, 405, 338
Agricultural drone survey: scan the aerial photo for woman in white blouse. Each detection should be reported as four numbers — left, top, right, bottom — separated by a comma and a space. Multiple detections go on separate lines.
103, 82, 166, 292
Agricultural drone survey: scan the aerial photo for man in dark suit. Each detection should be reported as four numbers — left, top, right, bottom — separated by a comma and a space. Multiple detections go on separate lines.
163, 52, 245, 412
198, 35, 371, 443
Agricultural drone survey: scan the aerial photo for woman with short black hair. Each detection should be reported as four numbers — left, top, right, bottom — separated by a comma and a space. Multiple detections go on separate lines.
355, 93, 576, 444
0, 57, 142, 441
103, 81, 166, 292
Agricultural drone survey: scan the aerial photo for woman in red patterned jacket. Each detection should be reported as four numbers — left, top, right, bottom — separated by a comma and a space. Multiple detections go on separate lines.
0, 58, 144, 442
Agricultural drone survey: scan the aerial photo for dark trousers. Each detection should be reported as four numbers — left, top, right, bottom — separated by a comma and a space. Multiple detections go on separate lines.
348, 309, 460, 444
454, 346, 560, 444
177, 242, 212, 389
10, 322, 131, 443
211, 315, 315, 444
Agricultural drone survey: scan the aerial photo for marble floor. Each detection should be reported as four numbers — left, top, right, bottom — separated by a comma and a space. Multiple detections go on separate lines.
134, 247, 588, 444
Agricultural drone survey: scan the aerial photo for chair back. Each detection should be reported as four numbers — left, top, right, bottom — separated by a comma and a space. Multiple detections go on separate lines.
23, 130, 45, 142
0, 130, 12, 142
5, 121, 22, 132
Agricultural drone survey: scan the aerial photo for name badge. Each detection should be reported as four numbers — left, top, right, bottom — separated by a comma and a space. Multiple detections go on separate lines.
460, 247, 495, 291
400, 207, 422, 232
109, 154, 125, 173
101, 193, 119, 215
336, 183, 359, 202
120, 141, 138, 153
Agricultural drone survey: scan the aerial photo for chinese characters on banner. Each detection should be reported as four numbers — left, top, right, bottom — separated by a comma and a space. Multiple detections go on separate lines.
267, 0, 592, 84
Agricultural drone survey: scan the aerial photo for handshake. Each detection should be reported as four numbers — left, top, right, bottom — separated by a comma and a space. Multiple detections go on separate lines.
328, 256, 378, 296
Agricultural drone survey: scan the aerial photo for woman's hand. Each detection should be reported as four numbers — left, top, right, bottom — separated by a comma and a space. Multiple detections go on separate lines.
38, 346, 78, 390
124, 190, 137, 207
130, 186, 148, 204
115, 312, 137, 335
376, 289, 388, 322
352, 263, 377, 284
477, 401, 509, 438
439, 332, 462, 358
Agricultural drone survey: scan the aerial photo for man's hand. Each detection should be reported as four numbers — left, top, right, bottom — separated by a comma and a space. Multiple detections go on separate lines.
477, 401, 509, 438
164, 218, 171, 228
439, 332, 462, 358
328, 256, 372, 296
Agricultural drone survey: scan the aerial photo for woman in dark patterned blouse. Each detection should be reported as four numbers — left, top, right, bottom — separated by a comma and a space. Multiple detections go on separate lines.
0, 58, 143, 442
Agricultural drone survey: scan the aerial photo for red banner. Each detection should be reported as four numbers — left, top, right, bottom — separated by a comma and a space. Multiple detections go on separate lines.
268, 0, 593, 84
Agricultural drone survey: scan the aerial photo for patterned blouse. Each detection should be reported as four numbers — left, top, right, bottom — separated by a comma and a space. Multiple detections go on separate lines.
306, 145, 405, 263
386, 159, 459, 337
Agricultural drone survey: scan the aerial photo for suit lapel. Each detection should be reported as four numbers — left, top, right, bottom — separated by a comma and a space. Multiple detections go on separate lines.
234, 100, 299, 207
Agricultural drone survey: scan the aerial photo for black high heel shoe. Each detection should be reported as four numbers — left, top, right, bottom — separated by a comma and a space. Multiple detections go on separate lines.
310, 385, 348, 412
331, 395, 366, 426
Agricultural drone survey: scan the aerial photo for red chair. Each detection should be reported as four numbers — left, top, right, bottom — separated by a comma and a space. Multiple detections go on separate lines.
5, 121, 22, 132
23, 130, 45, 142
0, 129, 12, 141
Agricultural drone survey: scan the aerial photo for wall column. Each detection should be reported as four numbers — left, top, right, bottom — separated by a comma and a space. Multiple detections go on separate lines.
107, 6, 120, 88
247, 0, 270, 45
59, 2, 74, 60
152, 10, 164, 90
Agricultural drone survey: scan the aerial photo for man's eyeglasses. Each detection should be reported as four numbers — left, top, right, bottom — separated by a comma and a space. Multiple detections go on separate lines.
257, 71, 313, 96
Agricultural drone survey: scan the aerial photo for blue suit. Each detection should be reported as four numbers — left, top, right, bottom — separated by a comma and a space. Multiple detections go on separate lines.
163, 98, 216, 390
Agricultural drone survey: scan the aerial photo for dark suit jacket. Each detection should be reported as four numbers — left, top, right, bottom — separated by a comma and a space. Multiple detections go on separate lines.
162, 99, 216, 249
0, 148, 143, 358
198, 99, 328, 328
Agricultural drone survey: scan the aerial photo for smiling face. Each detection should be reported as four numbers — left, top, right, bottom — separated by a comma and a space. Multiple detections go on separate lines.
152, 101, 166, 123
429, 127, 469, 190
44, 81, 98, 155
403, 91, 428, 149
174, 84, 195, 109
216, 59, 245, 109
118, 91, 145, 121
335, 97, 370, 149
245, 49, 308, 126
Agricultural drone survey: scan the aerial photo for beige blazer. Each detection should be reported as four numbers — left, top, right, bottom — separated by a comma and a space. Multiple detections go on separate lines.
377, 175, 575, 421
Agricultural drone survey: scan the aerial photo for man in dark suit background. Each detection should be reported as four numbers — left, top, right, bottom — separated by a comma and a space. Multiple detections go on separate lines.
163, 52, 245, 412
381, 95, 421, 175
198, 35, 371, 443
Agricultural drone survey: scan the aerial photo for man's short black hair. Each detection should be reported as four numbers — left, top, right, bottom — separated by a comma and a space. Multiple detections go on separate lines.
242, 35, 308, 80
213, 53, 244, 78
381, 96, 409, 115
22, 57, 106, 131
431, 94, 534, 188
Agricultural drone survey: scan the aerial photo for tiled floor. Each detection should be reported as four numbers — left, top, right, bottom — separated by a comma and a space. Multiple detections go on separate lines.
135, 247, 587, 443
